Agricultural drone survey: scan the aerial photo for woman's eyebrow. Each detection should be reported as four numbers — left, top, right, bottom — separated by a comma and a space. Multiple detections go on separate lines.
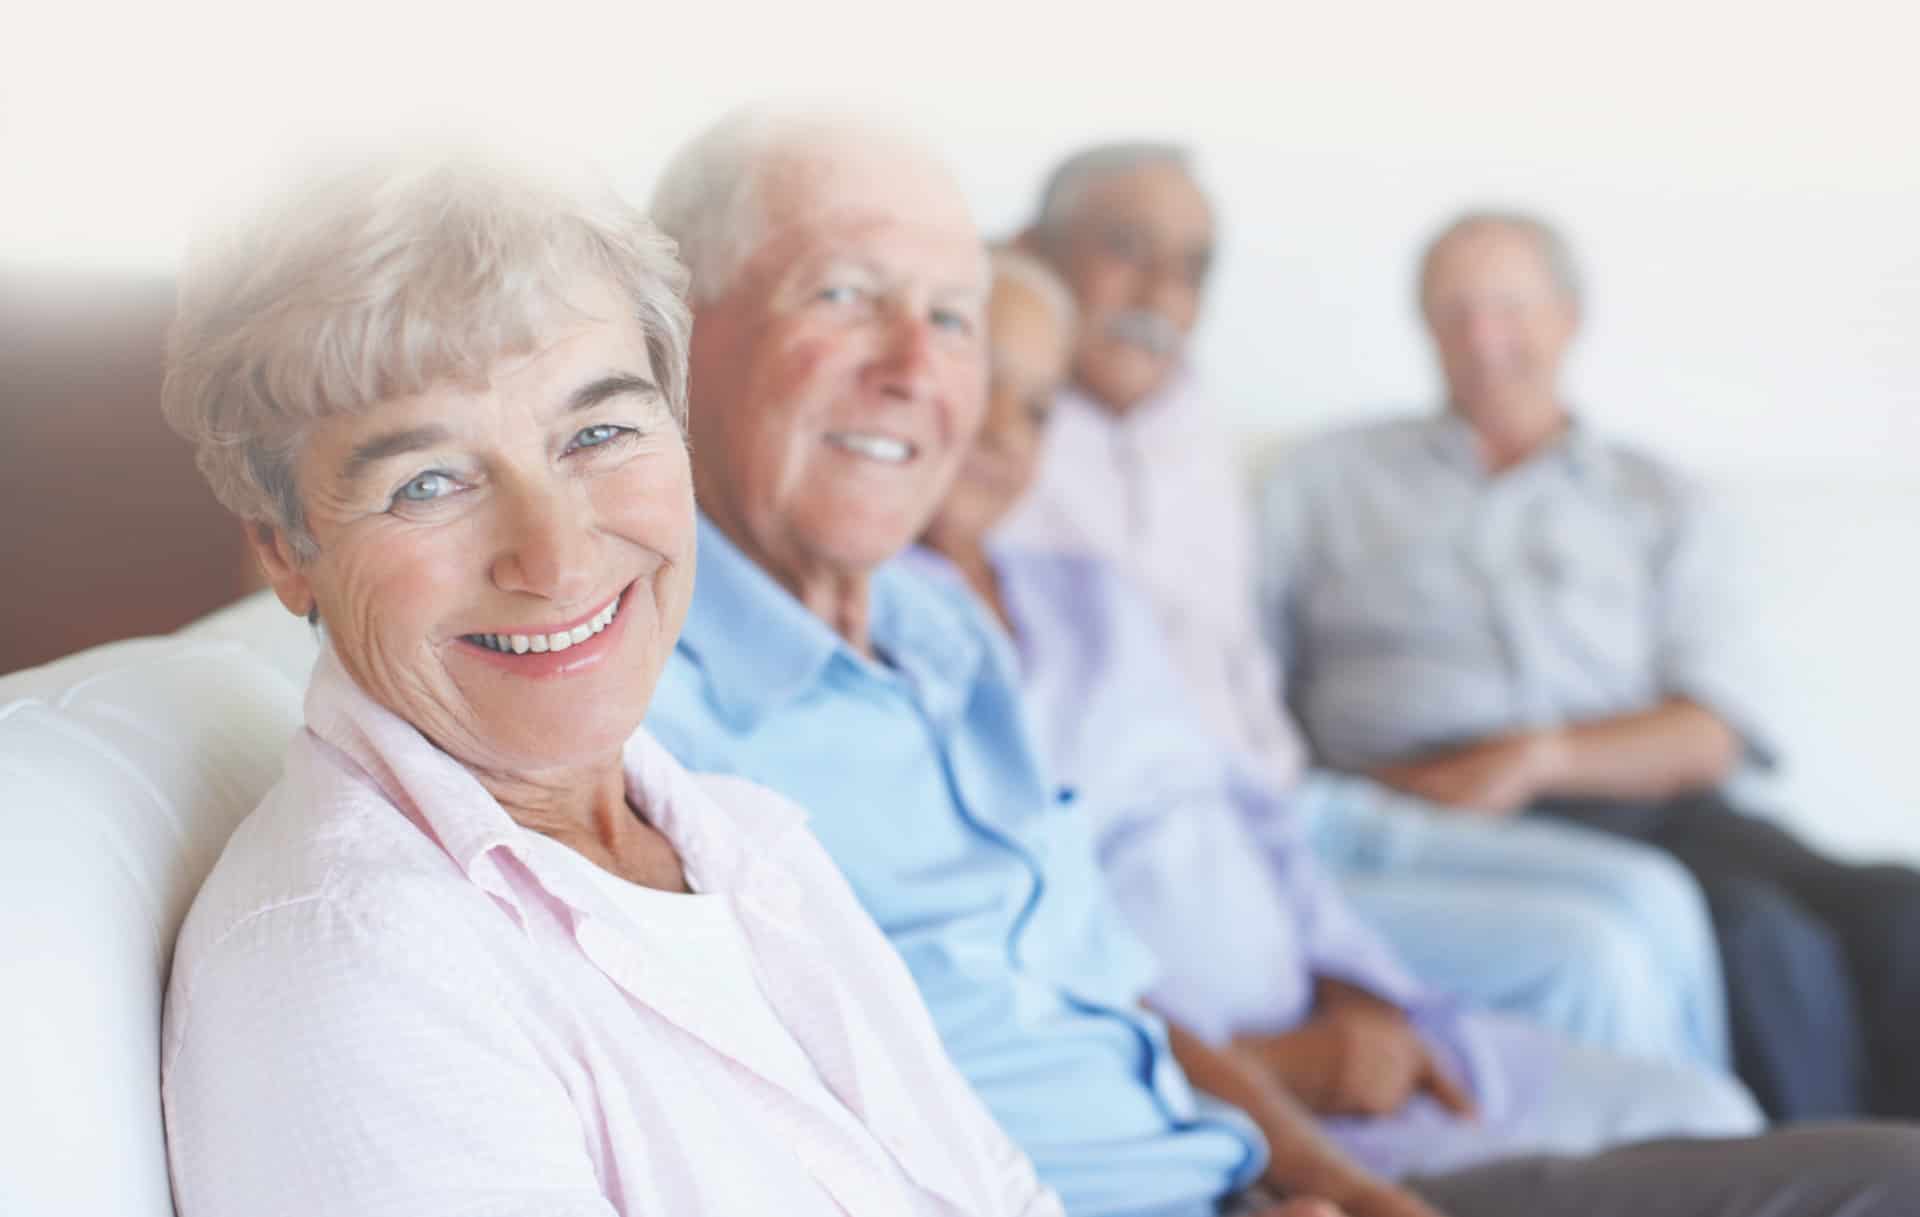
341, 425, 452, 483
565, 372, 660, 414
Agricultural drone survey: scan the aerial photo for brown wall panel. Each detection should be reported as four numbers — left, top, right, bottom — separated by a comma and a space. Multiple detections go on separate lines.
1, 267, 257, 675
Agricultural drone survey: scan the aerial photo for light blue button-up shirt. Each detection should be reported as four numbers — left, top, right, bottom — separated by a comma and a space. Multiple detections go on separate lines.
648, 517, 1264, 1217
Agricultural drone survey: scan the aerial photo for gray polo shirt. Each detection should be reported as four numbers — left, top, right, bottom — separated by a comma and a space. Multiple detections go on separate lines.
1257, 413, 1774, 775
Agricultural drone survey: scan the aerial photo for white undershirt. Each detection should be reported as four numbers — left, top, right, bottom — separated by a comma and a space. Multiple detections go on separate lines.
576, 859, 929, 1217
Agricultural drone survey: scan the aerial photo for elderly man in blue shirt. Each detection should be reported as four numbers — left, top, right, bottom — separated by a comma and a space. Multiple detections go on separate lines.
645, 108, 1920, 1217
1258, 209, 1920, 1122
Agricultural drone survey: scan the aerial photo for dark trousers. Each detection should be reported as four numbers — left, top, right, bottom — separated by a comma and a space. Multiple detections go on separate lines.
1407, 1123, 1920, 1217
1213, 1126, 1920, 1217
1534, 790, 1920, 1121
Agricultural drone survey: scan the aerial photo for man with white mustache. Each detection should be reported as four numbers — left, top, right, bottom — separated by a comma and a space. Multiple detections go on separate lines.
998, 144, 1728, 1075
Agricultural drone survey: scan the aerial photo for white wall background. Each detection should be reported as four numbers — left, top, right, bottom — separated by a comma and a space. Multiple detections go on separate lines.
5, 0, 1916, 844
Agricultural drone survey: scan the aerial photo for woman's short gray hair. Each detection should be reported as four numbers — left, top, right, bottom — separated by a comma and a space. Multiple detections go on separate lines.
162, 155, 692, 555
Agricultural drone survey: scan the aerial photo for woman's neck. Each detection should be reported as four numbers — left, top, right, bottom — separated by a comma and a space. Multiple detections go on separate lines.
922, 529, 1013, 636
484, 762, 690, 893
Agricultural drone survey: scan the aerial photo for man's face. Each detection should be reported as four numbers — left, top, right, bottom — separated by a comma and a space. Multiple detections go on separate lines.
1046, 161, 1214, 416
686, 151, 990, 590
1421, 223, 1579, 436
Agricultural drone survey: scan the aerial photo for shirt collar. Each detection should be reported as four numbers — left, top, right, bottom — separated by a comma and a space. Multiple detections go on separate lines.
1058, 364, 1200, 440
869, 555, 993, 732
1426, 409, 1602, 481
676, 514, 844, 728
301, 637, 805, 920
678, 513, 991, 731
303, 645, 522, 887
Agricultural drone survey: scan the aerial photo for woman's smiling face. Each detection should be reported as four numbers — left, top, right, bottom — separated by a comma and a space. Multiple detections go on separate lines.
256, 278, 696, 779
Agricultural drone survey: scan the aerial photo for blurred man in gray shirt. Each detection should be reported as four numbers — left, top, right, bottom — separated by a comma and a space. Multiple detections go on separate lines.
1259, 210, 1920, 1121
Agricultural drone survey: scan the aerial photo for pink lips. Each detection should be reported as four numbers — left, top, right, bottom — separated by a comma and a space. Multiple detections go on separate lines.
453, 585, 634, 680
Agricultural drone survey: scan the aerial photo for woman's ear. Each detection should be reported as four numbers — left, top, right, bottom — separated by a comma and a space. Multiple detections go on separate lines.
246, 520, 317, 620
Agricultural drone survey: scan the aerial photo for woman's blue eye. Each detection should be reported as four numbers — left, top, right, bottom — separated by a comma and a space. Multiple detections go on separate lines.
570, 423, 630, 451
395, 472, 454, 503
818, 284, 863, 305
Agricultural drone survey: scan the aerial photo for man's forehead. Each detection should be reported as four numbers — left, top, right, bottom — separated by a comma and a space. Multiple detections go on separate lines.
765, 140, 972, 225
1073, 162, 1213, 236
758, 204, 985, 287
1431, 224, 1557, 287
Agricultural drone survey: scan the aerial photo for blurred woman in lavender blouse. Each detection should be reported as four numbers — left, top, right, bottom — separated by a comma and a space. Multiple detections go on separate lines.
909, 248, 1761, 1191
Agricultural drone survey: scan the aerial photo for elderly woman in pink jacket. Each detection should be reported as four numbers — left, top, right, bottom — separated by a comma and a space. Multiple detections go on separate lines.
153, 155, 1080, 1217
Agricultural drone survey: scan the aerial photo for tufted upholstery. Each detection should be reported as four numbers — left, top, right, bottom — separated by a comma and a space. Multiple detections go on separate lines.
0, 594, 317, 1216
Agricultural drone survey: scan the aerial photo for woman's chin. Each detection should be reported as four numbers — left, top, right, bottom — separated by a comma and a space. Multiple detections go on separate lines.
467, 705, 647, 777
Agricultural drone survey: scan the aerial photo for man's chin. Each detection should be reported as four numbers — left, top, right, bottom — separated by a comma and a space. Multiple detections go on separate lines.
1076, 353, 1175, 417
813, 515, 938, 576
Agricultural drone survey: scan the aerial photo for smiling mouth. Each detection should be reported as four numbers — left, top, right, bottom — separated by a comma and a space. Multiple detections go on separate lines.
462, 590, 624, 655
826, 431, 916, 464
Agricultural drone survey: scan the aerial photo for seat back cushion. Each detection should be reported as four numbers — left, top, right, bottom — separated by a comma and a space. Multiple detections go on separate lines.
0, 638, 303, 1216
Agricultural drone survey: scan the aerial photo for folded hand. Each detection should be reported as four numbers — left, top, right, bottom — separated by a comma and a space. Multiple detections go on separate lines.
1369, 731, 1564, 815
1238, 996, 1476, 1120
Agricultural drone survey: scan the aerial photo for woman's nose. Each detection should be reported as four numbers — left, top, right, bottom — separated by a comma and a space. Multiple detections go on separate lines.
490, 482, 598, 604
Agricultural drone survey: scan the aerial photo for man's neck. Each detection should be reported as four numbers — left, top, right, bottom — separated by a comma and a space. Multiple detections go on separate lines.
1461, 399, 1570, 474
1070, 369, 1181, 422
701, 506, 877, 657
789, 567, 875, 658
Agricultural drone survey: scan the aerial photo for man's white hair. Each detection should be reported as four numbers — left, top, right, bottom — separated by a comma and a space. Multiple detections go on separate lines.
1030, 141, 1195, 241
990, 246, 1077, 344
1418, 208, 1585, 308
649, 105, 940, 303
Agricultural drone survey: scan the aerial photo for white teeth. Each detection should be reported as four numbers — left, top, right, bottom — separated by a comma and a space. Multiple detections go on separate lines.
827, 432, 913, 463
471, 592, 621, 657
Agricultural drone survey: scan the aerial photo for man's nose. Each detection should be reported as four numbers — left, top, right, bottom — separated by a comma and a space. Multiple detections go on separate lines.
1140, 252, 1198, 318
875, 305, 940, 402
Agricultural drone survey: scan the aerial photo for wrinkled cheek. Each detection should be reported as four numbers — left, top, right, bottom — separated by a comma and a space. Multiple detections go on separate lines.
317, 544, 449, 684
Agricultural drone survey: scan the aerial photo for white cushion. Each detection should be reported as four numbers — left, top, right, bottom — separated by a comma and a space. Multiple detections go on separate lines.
0, 637, 304, 1217
177, 589, 323, 689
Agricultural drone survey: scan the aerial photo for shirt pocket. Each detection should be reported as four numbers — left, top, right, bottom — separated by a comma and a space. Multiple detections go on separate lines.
1304, 539, 1481, 655
1525, 512, 1658, 688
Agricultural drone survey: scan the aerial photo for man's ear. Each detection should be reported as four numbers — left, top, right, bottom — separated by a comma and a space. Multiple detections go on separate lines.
246, 520, 316, 620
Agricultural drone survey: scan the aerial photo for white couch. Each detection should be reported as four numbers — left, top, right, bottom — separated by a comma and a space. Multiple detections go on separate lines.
0, 594, 316, 1217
